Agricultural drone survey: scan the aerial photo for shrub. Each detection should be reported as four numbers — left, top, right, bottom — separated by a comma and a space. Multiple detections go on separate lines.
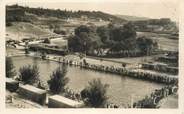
136, 36, 158, 55
47, 64, 69, 94
19, 64, 40, 84
6, 57, 16, 78
80, 78, 109, 108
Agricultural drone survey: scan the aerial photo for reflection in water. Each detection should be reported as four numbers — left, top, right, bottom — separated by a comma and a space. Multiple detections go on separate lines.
12, 56, 165, 106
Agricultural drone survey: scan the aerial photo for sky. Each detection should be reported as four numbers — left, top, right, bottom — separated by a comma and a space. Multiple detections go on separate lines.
6, 0, 179, 21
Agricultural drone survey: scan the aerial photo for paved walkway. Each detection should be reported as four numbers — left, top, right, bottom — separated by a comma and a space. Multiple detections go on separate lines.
132, 69, 178, 79
158, 94, 178, 108
6, 90, 44, 108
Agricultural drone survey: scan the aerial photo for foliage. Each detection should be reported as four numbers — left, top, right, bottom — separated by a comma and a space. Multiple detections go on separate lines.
6, 57, 16, 78
110, 22, 136, 41
6, 6, 34, 23
6, 4, 125, 23
132, 18, 178, 34
96, 26, 110, 47
19, 64, 40, 84
47, 64, 69, 94
80, 78, 109, 108
68, 25, 102, 54
109, 22, 137, 51
74, 25, 95, 35
69, 23, 137, 54
136, 36, 158, 55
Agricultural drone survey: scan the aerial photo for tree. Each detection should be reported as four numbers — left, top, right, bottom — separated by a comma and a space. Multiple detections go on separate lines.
96, 26, 110, 44
74, 25, 95, 36
68, 23, 137, 55
47, 64, 69, 94
68, 25, 102, 54
109, 22, 137, 51
136, 36, 158, 55
19, 64, 40, 84
68, 34, 88, 53
68, 35, 79, 52
80, 78, 109, 108
6, 57, 16, 78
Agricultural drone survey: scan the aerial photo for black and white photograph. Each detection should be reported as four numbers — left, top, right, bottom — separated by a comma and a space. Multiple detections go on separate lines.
5, 0, 179, 110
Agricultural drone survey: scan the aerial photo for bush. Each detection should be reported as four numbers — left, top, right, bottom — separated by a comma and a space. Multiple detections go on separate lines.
136, 36, 158, 55
19, 64, 40, 84
80, 78, 109, 108
47, 64, 69, 94
6, 57, 16, 78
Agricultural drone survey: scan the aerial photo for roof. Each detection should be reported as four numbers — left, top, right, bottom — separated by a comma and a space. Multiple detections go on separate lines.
20, 84, 46, 94
49, 95, 84, 107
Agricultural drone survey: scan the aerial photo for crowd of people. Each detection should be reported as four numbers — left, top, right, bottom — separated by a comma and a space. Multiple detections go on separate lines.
133, 84, 178, 108
37, 54, 178, 108
98, 50, 143, 58
63, 87, 124, 108
105, 103, 119, 108
60, 58, 177, 84
63, 88, 83, 102
61, 84, 178, 108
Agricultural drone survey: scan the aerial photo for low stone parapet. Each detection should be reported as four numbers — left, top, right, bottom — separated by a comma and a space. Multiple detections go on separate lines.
48, 95, 84, 108
18, 84, 46, 105
141, 63, 178, 75
6, 78, 19, 92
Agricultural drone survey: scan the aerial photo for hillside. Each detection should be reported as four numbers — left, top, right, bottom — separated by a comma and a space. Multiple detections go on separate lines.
6, 4, 128, 41
6, 4, 126, 23
6, 4, 178, 42
6, 22, 55, 40
116, 15, 150, 21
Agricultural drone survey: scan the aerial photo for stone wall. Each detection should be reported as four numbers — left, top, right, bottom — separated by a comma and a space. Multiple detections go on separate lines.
48, 95, 84, 108
6, 78, 19, 92
18, 84, 47, 105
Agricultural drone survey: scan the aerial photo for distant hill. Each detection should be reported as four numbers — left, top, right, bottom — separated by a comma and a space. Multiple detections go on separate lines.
116, 15, 150, 21
6, 4, 127, 23
6, 4, 128, 41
